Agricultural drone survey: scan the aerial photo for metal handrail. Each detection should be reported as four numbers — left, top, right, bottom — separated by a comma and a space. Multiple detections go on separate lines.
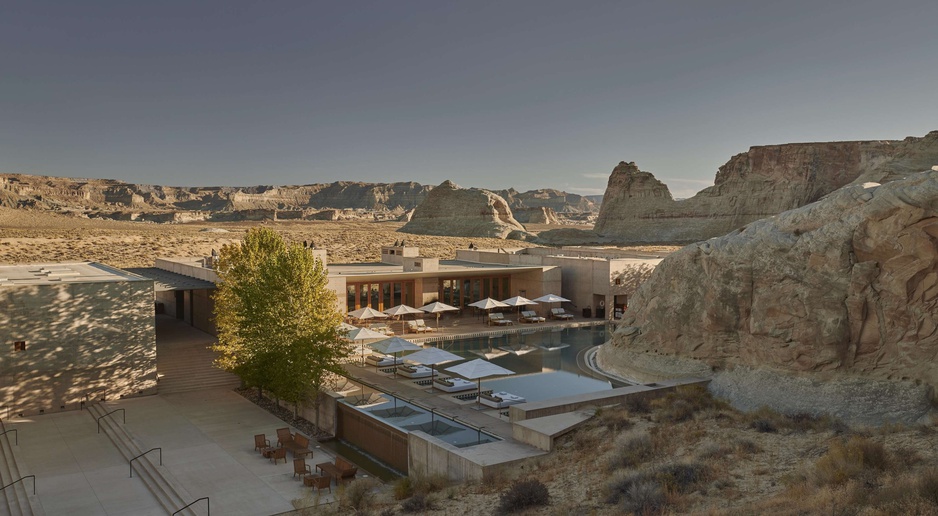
81, 389, 107, 410
129, 447, 161, 478
0, 428, 17, 446
0, 475, 35, 495
173, 496, 209, 516
96, 408, 125, 433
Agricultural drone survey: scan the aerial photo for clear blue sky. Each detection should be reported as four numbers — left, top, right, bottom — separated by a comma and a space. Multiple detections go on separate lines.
2, 1, 936, 198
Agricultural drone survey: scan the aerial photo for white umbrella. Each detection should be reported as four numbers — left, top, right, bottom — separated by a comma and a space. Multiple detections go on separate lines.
405, 347, 463, 389
532, 293, 570, 318
383, 304, 425, 334
348, 307, 390, 321
338, 322, 357, 336
418, 301, 460, 330
501, 296, 538, 321
445, 358, 514, 404
346, 327, 388, 365
468, 297, 510, 322
368, 336, 422, 376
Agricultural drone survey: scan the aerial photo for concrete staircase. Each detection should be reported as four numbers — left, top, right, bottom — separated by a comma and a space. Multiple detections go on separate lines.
156, 340, 240, 395
86, 402, 201, 516
0, 419, 42, 516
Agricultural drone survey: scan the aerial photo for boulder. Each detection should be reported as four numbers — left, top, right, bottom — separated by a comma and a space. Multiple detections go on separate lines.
400, 180, 529, 238
598, 170, 938, 425
593, 131, 938, 243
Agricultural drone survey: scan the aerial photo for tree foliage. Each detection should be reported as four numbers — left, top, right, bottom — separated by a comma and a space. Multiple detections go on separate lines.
212, 228, 348, 415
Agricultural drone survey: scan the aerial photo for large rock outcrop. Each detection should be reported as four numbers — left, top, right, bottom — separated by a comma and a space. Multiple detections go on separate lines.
593, 131, 938, 243
399, 180, 528, 238
598, 170, 938, 425
498, 188, 599, 214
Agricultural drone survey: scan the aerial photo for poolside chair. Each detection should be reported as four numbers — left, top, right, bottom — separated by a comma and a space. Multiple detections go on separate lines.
407, 320, 433, 334
550, 308, 574, 320
294, 458, 312, 479
415, 319, 435, 332
254, 433, 271, 453
488, 313, 513, 326
520, 310, 545, 323
370, 323, 395, 335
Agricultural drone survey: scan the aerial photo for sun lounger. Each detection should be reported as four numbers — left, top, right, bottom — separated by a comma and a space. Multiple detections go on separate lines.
369, 323, 395, 335
316, 456, 358, 483
365, 354, 403, 367
479, 391, 527, 409
407, 320, 433, 334
415, 319, 435, 332
550, 308, 574, 320
520, 310, 545, 323
487, 313, 513, 326
398, 364, 435, 379
433, 376, 476, 393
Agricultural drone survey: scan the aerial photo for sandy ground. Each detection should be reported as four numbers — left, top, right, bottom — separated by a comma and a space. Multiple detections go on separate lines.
0, 208, 677, 268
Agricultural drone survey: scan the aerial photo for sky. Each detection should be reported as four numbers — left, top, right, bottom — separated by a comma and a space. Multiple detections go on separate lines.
1, 1, 937, 199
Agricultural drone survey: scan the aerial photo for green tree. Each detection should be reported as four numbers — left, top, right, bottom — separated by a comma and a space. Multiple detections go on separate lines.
212, 228, 349, 424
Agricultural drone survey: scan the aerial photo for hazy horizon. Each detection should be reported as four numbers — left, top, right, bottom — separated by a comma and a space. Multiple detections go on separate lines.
3, 1, 937, 199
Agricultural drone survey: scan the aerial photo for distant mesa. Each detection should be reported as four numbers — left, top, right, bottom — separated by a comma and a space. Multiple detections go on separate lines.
588, 130, 938, 244
399, 180, 531, 239
599, 169, 938, 425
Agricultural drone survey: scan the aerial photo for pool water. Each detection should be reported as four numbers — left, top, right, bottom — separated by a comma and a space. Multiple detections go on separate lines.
431, 324, 624, 402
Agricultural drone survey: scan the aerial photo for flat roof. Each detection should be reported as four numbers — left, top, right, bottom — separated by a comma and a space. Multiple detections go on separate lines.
327, 260, 543, 276
124, 267, 217, 291
0, 262, 150, 286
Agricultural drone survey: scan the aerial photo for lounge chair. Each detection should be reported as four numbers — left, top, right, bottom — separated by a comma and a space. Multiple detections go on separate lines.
479, 391, 527, 409
294, 458, 312, 479
550, 308, 574, 320
415, 319, 435, 332
285, 433, 313, 459
268, 447, 287, 464
365, 354, 402, 367
520, 310, 545, 323
407, 320, 433, 334
276, 427, 294, 447
433, 376, 476, 393
398, 364, 434, 379
488, 313, 513, 326
254, 433, 271, 454
370, 323, 394, 335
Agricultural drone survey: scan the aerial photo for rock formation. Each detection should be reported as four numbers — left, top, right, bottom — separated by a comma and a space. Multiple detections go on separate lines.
498, 188, 599, 214
399, 180, 529, 238
512, 206, 561, 225
593, 131, 938, 243
598, 170, 938, 425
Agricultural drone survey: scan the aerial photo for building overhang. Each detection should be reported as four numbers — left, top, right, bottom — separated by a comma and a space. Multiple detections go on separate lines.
124, 267, 217, 292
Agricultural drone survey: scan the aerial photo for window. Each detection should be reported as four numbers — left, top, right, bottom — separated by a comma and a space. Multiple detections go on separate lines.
615, 278, 622, 285
414, 261, 421, 268
13, 341, 26, 351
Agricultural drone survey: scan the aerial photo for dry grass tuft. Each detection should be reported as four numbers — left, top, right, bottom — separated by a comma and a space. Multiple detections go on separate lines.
814, 436, 889, 486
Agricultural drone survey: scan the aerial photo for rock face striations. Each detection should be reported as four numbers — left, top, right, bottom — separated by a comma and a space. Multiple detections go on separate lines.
593, 131, 938, 243
598, 170, 938, 425
399, 180, 529, 238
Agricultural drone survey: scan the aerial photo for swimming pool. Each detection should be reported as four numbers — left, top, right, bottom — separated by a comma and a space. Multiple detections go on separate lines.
431, 324, 623, 402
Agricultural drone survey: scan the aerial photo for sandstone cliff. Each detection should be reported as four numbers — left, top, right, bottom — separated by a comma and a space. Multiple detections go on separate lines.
598, 170, 938, 424
512, 206, 561, 225
498, 188, 599, 214
399, 180, 529, 238
593, 131, 938, 243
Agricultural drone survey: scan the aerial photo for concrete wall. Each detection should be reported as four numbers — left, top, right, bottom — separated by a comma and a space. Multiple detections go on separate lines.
156, 257, 219, 283
0, 280, 157, 417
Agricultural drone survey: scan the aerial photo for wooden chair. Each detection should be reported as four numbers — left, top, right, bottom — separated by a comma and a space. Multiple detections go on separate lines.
268, 447, 287, 464
254, 434, 271, 453
276, 427, 294, 447
293, 458, 312, 479
289, 434, 313, 459
305, 474, 332, 493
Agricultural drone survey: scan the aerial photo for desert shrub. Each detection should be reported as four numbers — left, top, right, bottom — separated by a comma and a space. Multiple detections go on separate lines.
413, 474, 448, 495
655, 461, 710, 493
626, 395, 652, 414
496, 479, 550, 514
400, 493, 434, 513
920, 468, 938, 506
379, 509, 396, 516
608, 430, 655, 470
621, 480, 665, 516
605, 470, 649, 505
696, 440, 734, 460
596, 407, 633, 432
814, 437, 889, 486
393, 477, 413, 500
734, 438, 762, 455
338, 477, 379, 513
750, 418, 778, 433
651, 385, 728, 423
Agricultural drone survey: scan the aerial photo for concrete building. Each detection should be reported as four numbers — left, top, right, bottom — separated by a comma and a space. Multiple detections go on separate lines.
0, 262, 157, 417
150, 244, 561, 335
455, 247, 665, 319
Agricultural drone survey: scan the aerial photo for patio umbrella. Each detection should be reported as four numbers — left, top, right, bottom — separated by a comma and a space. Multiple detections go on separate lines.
383, 304, 425, 334
468, 297, 509, 322
368, 336, 422, 376
338, 322, 357, 335
532, 293, 570, 318
418, 301, 460, 330
348, 307, 390, 321
445, 359, 514, 405
501, 295, 538, 321
404, 347, 463, 390
346, 327, 388, 365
